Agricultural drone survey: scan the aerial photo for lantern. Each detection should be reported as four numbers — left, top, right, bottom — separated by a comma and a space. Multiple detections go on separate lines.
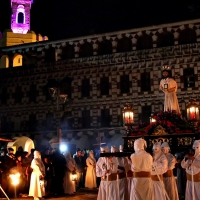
186, 99, 199, 121
149, 113, 156, 124
71, 172, 77, 181
122, 104, 134, 126
9, 173, 20, 185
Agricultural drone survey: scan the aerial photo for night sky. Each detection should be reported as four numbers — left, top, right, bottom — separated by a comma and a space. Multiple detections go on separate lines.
0, 0, 200, 40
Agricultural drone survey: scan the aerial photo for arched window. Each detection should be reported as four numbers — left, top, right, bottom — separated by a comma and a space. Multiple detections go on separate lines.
0, 55, 9, 68
137, 34, 153, 50
179, 28, 197, 44
45, 47, 56, 62
13, 54, 23, 67
16, 5, 25, 24
17, 12, 24, 24
98, 40, 112, 55
117, 37, 132, 53
157, 31, 174, 47
79, 42, 93, 57
62, 45, 74, 59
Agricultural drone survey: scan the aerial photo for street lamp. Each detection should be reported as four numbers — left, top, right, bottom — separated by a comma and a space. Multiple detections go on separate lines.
186, 99, 199, 130
122, 104, 134, 135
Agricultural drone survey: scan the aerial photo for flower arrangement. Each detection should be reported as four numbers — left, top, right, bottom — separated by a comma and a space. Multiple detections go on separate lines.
133, 110, 194, 136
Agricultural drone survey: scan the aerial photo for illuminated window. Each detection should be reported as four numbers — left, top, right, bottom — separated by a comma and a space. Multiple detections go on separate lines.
16, 5, 25, 24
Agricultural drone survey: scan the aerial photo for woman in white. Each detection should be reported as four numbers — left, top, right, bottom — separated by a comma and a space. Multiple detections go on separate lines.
63, 151, 77, 195
85, 150, 97, 188
29, 151, 45, 200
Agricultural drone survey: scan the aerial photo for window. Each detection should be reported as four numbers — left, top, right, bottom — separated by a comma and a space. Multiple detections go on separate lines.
29, 85, 37, 102
98, 40, 112, 55
101, 109, 110, 127
81, 79, 90, 97
120, 75, 130, 94
82, 110, 90, 128
179, 28, 197, 45
29, 114, 37, 131
117, 37, 132, 53
15, 86, 23, 103
183, 68, 195, 88
141, 72, 151, 91
17, 12, 24, 24
141, 106, 152, 124
62, 45, 74, 59
137, 34, 153, 50
100, 77, 109, 95
45, 47, 56, 62
46, 113, 54, 131
18, 58, 21, 63
1, 87, 8, 105
79, 42, 93, 57
157, 31, 174, 47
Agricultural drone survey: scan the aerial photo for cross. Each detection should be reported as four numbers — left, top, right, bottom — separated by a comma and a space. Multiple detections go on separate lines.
93, 132, 106, 148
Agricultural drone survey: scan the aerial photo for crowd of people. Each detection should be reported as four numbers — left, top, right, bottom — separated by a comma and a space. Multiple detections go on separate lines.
0, 138, 199, 200
0, 146, 97, 200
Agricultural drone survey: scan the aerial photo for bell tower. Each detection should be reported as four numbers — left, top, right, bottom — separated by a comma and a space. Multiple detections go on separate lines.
11, 0, 33, 34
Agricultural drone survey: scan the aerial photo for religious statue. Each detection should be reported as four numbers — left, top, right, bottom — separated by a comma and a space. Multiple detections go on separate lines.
160, 66, 181, 114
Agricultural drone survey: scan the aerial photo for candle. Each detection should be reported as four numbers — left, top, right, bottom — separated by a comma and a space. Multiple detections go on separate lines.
190, 107, 195, 119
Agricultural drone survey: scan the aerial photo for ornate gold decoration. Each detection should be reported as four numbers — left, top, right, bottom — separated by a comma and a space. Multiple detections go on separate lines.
149, 137, 172, 147
177, 137, 196, 146
153, 125, 168, 135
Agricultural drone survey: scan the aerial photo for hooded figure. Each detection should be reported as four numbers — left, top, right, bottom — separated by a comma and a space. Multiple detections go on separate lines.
160, 67, 180, 113
130, 138, 154, 200
85, 150, 97, 189
161, 142, 179, 200
96, 146, 119, 200
181, 140, 200, 200
63, 152, 76, 195
152, 142, 168, 200
29, 151, 45, 200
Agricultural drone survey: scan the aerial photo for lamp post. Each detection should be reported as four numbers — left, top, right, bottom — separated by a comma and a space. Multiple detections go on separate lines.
122, 104, 134, 135
186, 99, 199, 131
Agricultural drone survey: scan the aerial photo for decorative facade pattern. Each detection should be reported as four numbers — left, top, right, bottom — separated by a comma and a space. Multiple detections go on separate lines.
0, 19, 200, 150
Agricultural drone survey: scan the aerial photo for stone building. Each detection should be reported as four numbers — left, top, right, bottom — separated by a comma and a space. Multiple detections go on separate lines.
0, 18, 200, 151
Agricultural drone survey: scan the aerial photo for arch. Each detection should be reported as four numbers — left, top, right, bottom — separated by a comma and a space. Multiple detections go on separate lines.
16, 5, 25, 24
62, 44, 74, 59
157, 31, 174, 47
13, 54, 23, 67
45, 47, 56, 62
117, 37, 132, 53
7, 136, 35, 154
0, 55, 9, 68
137, 34, 153, 50
178, 28, 197, 44
79, 42, 93, 57
98, 39, 112, 55
17, 12, 24, 24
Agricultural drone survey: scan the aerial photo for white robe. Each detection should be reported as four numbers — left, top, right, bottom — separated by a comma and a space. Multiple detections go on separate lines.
29, 158, 45, 198
130, 150, 154, 200
63, 157, 76, 194
96, 157, 120, 200
181, 153, 200, 200
160, 77, 180, 113
152, 152, 168, 200
85, 156, 97, 188
163, 153, 179, 200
